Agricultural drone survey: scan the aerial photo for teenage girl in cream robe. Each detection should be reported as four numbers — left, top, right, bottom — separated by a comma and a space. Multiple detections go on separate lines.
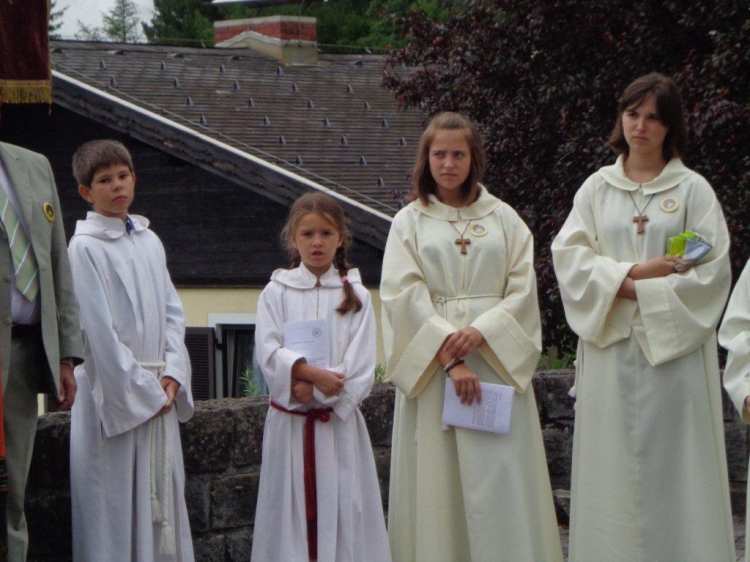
553, 73, 735, 562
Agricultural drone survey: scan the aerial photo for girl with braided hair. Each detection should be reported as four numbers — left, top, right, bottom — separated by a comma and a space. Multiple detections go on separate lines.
251, 192, 391, 562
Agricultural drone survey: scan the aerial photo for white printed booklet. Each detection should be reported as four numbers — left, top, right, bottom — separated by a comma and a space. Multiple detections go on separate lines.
442, 379, 514, 434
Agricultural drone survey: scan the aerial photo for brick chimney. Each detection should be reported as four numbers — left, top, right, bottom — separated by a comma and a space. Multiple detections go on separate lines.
214, 16, 318, 65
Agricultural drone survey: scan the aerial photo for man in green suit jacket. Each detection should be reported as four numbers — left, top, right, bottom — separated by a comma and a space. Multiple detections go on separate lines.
0, 142, 83, 559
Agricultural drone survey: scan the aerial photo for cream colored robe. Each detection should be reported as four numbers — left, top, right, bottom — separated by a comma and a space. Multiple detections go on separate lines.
552, 156, 735, 562
381, 187, 562, 562
719, 259, 750, 562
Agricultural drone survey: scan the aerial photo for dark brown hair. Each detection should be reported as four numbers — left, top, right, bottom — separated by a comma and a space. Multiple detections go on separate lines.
72, 139, 135, 187
410, 112, 487, 206
608, 73, 687, 161
280, 192, 362, 314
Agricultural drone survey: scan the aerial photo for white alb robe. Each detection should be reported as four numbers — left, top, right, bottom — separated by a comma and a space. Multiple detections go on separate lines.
719, 259, 750, 562
251, 265, 391, 562
68, 212, 195, 562
552, 156, 735, 562
381, 187, 562, 562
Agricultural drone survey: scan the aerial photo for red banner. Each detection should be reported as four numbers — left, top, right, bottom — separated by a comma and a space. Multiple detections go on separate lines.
0, 0, 51, 104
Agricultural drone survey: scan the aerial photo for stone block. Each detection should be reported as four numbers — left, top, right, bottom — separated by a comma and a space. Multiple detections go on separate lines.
531, 375, 545, 416
210, 472, 260, 530
373, 449, 391, 511
182, 402, 234, 473
26, 491, 72, 560
541, 371, 576, 421
186, 475, 211, 534
723, 385, 740, 422
361, 383, 395, 447
553, 488, 571, 526
226, 528, 253, 561
193, 534, 226, 562
731, 481, 747, 517
725, 421, 749, 482
28, 412, 71, 490
543, 423, 573, 477
227, 398, 267, 467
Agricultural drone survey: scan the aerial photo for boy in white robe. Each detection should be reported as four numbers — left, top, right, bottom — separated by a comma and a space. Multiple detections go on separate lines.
68, 140, 195, 562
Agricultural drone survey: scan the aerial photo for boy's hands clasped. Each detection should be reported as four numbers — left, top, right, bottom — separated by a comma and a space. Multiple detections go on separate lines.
156, 376, 180, 416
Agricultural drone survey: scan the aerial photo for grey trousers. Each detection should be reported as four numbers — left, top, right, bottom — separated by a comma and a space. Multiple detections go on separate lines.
4, 327, 45, 561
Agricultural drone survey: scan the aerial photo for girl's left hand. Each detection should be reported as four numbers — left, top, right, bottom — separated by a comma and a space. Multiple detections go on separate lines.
448, 364, 482, 406
292, 380, 314, 403
157, 376, 180, 416
443, 326, 484, 359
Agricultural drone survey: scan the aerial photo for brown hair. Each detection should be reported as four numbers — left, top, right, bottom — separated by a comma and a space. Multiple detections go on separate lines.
72, 139, 134, 187
608, 73, 687, 161
280, 192, 362, 314
410, 112, 487, 206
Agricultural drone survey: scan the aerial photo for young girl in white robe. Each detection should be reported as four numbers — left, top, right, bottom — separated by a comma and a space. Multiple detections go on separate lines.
381, 112, 562, 562
553, 73, 735, 562
719, 260, 750, 562
68, 140, 195, 562
251, 193, 391, 562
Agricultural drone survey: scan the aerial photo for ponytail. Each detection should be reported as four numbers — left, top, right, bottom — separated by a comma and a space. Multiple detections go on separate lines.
334, 246, 362, 315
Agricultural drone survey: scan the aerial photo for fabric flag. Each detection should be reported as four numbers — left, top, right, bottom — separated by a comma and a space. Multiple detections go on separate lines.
0, 0, 51, 105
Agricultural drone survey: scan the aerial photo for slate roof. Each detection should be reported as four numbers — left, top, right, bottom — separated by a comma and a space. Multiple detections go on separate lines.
49, 40, 424, 247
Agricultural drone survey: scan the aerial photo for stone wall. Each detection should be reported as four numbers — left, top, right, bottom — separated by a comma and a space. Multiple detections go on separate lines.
23, 371, 750, 561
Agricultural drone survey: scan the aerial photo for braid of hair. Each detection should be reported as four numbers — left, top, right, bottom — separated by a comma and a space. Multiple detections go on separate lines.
334, 246, 362, 315
290, 249, 301, 269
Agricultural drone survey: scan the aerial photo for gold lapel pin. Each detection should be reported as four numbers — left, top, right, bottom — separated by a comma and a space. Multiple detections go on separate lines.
470, 224, 488, 237
43, 202, 55, 222
660, 197, 679, 213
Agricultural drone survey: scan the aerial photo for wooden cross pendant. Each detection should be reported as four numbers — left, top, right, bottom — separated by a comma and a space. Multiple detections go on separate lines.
633, 215, 649, 234
455, 237, 471, 254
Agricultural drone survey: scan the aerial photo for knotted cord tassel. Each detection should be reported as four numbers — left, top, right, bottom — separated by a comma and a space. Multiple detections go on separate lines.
160, 521, 176, 556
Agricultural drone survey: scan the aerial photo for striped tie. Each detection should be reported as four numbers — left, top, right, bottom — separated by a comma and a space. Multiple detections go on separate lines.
0, 190, 39, 302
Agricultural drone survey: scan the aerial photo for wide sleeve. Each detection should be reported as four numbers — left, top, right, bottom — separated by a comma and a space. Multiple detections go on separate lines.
552, 177, 638, 347
163, 272, 194, 422
68, 239, 166, 437
470, 210, 541, 393
380, 211, 455, 398
312, 287, 376, 421
719, 260, 750, 423
254, 283, 307, 410
634, 182, 730, 365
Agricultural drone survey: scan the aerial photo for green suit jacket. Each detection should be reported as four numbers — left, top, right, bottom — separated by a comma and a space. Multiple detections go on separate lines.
0, 142, 83, 394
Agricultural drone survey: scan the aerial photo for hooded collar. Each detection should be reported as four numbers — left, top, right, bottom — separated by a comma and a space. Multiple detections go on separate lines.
271, 263, 362, 290
599, 155, 692, 194
414, 185, 503, 221
73, 211, 149, 240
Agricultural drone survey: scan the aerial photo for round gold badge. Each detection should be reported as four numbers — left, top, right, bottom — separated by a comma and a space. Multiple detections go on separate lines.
660, 197, 679, 213
43, 202, 55, 222
470, 224, 488, 237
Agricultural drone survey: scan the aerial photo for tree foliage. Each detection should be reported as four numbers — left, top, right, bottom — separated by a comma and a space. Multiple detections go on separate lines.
383, 0, 750, 351
143, 0, 220, 46
142, 0, 459, 50
76, 0, 142, 42
49, 0, 68, 40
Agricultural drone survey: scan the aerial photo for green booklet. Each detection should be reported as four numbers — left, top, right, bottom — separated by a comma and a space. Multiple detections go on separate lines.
666, 230, 712, 260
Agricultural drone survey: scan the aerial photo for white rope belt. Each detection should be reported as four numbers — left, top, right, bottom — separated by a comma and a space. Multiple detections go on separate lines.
432, 294, 503, 320
140, 360, 176, 556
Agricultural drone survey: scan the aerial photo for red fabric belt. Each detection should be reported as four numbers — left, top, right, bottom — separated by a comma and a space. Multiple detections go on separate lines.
270, 400, 333, 561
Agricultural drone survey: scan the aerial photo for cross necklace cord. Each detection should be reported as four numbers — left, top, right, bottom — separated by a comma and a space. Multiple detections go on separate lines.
449, 219, 473, 254
628, 191, 655, 235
